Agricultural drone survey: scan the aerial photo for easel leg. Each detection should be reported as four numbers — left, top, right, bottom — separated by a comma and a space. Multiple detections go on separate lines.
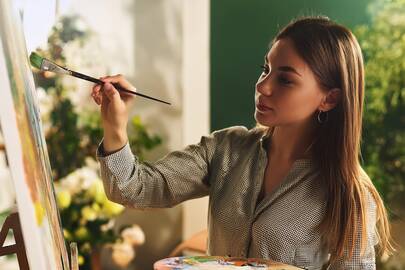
0, 212, 30, 270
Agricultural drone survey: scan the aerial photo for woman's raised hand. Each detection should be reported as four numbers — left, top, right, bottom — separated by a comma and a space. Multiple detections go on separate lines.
91, 74, 136, 153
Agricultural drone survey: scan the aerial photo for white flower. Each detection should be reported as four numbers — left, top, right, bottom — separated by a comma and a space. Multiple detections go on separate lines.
60, 171, 82, 194
100, 219, 115, 232
79, 167, 99, 189
121, 225, 145, 247
59, 164, 100, 194
112, 242, 135, 268
36, 86, 53, 132
84, 157, 99, 171
62, 32, 107, 115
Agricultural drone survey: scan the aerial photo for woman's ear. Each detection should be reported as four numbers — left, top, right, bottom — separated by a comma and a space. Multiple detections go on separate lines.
318, 88, 341, 112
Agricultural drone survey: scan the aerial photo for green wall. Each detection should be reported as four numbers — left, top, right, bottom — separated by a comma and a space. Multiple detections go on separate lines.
210, 0, 372, 131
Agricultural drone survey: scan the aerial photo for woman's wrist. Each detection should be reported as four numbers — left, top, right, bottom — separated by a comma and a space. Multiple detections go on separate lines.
103, 128, 128, 153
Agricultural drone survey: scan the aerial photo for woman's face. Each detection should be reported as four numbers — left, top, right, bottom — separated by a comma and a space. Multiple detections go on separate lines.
254, 38, 325, 127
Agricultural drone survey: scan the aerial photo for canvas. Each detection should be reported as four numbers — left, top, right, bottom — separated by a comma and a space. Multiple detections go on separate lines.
0, 0, 69, 269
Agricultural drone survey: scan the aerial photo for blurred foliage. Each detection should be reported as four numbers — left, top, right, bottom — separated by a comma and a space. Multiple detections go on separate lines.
129, 115, 162, 160
355, 0, 405, 205
0, 210, 10, 221
31, 15, 161, 269
355, 0, 405, 269
32, 15, 162, 180
0, 210, 17, 260
33, 16, 90, 180
55, 161, 126, 270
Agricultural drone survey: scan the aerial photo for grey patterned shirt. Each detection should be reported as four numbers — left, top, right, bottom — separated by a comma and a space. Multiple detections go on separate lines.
96, 126, 377, 270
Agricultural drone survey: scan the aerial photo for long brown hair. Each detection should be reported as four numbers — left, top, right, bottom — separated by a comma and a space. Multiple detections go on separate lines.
270, 16, 394, 262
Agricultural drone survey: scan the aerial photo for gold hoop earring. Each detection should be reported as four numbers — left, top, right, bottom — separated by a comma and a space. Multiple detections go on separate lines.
317, 110, 328, 124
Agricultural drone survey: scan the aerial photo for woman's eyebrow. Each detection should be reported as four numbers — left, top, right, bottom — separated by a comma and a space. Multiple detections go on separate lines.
264, 54, 301, 77
278, 66, 302, 77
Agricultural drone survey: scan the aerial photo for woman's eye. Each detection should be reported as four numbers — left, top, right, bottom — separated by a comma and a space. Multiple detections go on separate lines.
260, 64, 269, 74
278, 76, 292, 85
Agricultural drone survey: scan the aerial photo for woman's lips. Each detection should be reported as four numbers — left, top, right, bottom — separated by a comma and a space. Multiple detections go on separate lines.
256, 102, 273, 112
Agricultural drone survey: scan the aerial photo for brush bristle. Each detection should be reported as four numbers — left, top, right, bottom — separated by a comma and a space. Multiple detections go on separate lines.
29, 52, 43, 69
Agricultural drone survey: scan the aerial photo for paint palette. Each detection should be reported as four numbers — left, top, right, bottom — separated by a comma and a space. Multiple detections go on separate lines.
154, 256, 303, 270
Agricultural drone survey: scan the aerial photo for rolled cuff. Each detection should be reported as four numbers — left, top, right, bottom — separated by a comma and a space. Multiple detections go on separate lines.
96, 140, 135, 177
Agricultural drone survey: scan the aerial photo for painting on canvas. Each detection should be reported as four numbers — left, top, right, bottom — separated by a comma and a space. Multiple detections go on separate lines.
0, 0, 69, 269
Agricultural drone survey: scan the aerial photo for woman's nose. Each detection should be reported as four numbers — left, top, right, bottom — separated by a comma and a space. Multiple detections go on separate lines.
256, 76, 273, 96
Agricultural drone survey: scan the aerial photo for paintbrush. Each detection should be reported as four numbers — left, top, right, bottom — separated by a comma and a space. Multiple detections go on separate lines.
29, 52, 171, 105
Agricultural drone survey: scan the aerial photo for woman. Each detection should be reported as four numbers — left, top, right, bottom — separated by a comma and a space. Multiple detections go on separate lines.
92, 16, 393, 269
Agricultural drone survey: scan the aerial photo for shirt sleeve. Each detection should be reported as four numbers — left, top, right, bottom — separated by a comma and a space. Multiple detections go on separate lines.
96, 131, 220, 209
327, 191, 378, 270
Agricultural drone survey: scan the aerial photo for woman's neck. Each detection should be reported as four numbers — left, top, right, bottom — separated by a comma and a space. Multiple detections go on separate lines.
267, 119, 317, 162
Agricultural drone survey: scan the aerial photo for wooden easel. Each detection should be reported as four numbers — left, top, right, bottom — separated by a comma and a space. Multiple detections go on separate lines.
0, 212, 29, 269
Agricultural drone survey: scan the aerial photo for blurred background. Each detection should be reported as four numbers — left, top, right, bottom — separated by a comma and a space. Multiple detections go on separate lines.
0, 0, 404, 269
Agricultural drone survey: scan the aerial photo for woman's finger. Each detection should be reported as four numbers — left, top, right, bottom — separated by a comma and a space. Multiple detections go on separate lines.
102, 82, 121, 104
100, 74, 136, 92
96, 94, 102, 105
91, 91, 102, 105
119, 90, 135, 101
93, 96, 100, 105
100, 74, 123, 82
92, 93, 100, 105
92, 84, 102, 96
93, 84, 103, 105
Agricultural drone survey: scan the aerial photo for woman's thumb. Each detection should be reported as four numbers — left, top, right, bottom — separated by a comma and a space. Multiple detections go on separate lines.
103, 83, 120, 103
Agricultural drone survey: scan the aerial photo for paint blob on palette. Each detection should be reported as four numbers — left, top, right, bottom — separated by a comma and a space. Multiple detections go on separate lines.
154, 256, 304, 270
